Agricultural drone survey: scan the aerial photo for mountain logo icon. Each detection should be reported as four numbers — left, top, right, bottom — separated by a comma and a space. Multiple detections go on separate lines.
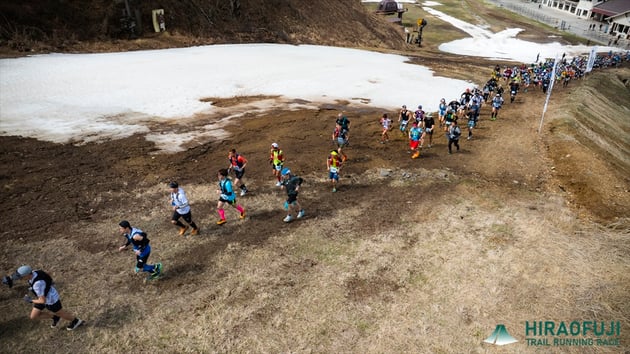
483, 324, 518, 346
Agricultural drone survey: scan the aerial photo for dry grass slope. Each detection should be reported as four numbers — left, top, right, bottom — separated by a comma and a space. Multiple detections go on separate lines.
0, 1, 629, 353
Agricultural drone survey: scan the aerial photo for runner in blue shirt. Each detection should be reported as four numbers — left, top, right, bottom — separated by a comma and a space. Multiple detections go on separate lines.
216, 168, 246, 225
118, 220, 162, 280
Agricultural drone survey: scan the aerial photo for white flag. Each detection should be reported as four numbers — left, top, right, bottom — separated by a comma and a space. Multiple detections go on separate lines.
585, 46, 597, 73
539, 56, 559, 133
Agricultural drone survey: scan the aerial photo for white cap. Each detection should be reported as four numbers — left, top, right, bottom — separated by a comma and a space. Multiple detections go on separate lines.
271, 143, 279, 148
14, 265, 32, 279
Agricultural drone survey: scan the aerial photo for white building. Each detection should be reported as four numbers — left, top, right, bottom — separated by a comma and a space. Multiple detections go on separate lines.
541, 0, 630, 39
576, 0, 606, 18
540, 0, 606, 18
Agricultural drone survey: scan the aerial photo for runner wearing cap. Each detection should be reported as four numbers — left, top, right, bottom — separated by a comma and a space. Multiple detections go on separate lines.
269, 143, 285, 186
327, 150, 343, 192
7, 265, 84, 330
168, 181, 199, 236
491, 93, 504, 120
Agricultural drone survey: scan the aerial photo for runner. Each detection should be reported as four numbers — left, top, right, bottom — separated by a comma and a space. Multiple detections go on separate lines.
447, 99, 461, 115
491, 93, 504, 120
326, 150, 343, 192
438, 98, 447, 128
444, 108, 456, 132
227, 148, 249, 196
336, 113, 350, 135
509, 79, 520, 103
380, 113, 393, 144
447, 120, 461, 154
118, 220, 163, 280
423, 112, 435, 148
469, 91, 482, 124
408, 122, 425, 159
215, 168, 246, 225
280, 167, 305, 222
466, 108, 476, 140
269, 143, 285, 187
460, 88, 472, 106
168, 182, 200, 236
6, 265, 84, 331
332, 123, 349, 162
398, 105, 411, 137
414, 105, 425, 126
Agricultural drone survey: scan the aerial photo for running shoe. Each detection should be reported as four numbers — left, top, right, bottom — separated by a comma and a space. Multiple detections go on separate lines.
297, 210, 305, 219
154, 263, 162, 275
216, 219, 227, 225
66, 318, 84, 331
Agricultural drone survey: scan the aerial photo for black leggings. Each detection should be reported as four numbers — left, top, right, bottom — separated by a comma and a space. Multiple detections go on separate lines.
172, 211, 197, 229
448, 138, 460, 153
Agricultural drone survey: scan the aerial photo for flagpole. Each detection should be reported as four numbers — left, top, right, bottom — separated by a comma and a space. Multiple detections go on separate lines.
538, 55, 559, 134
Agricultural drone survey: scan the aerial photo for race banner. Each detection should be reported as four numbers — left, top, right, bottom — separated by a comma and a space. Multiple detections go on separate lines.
539, 56, 559, 133
585, 46, 597, 73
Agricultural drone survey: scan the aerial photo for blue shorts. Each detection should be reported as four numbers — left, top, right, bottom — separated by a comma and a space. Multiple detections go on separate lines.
329, 171, 339, 181
468, 120, 475, 128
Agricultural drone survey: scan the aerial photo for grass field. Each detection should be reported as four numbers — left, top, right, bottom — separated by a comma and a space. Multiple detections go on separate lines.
1, 1, 628, 353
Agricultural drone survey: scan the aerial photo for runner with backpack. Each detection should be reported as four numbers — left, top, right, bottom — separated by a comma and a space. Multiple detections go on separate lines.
3, 265, 85, 330
118, 220, 163, 280
215, 169, 246, 225
447, 120, 461, 154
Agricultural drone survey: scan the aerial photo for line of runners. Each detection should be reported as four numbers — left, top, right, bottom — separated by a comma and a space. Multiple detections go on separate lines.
3, 52, 627, 333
